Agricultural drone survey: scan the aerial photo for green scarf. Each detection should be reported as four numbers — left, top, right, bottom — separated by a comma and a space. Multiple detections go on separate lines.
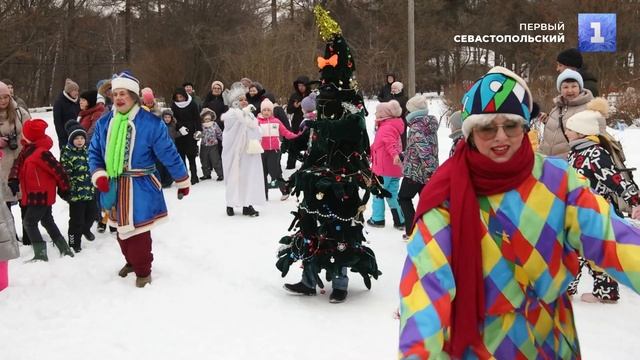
105, 111, 130, 178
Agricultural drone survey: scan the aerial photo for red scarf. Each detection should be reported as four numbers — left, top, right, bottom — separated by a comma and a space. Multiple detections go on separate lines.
413, 136, 534, 357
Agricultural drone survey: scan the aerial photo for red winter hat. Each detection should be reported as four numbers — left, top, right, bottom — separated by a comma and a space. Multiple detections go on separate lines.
23, 119, 48, 142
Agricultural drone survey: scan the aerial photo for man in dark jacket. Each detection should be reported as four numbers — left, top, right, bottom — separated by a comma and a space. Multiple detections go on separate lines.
52, 78, 81, 150
556, 48, 599, 97
377, 73, 396, 102
285, 75, 310, 169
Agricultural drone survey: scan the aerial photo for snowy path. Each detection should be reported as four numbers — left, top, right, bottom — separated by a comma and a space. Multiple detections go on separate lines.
2, 102, 640, 359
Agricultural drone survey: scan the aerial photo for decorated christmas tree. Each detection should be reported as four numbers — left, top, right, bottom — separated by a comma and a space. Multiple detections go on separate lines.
276, 6, 389, 291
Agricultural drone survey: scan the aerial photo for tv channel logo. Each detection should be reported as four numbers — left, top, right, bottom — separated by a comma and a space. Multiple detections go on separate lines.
578, 13, 616, 52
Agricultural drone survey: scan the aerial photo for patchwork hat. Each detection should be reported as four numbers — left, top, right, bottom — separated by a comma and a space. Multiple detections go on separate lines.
461, 66, 533, 138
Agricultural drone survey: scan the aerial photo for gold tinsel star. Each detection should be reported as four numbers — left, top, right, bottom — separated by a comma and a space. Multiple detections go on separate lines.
314, 5, 341, 41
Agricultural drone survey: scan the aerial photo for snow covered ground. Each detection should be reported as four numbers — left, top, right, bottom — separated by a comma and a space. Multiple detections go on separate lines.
2, 99, 640, 359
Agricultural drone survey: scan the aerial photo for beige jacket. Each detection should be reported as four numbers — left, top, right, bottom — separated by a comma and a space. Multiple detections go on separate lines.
0, 101, 30, 202
538, 90, 593, 158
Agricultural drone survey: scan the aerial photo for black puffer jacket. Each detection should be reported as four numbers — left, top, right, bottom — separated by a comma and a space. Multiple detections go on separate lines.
286, 76, 310, 132
170, 88, 201, 157
203, 92, 228, 130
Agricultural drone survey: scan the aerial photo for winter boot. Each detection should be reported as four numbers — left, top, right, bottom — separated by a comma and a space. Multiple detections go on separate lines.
216, 176, 224, 181
589, 272, 620, 303
97, 222, 106, 233
83, 230, 96, 241
52, 237, 75, 258
226, 207, 235, 216
329, 289, 348, 303
136, 275, 152, 288
118, 264, 134, 278
391, 209, 405, 231
200, 175, 212, 180
242, 206, 259, 217
30, 241, 48, 262
283, 282, 316, 296
68, 233, 82, 253
366, 218, 385, 227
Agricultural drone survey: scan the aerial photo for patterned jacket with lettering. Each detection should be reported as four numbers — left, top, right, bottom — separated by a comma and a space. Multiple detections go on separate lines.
568, 136, 640, 210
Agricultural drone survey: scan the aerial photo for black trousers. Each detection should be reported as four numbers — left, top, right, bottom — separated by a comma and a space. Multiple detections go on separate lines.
178, 151, 198, 180
23, 205, 64, 245
69, 200, 97, 235
397, 177, 425, 235
262, 150, 286, 197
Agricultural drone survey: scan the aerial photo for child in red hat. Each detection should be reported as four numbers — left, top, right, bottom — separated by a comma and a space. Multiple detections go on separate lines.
8, 119, 74, 261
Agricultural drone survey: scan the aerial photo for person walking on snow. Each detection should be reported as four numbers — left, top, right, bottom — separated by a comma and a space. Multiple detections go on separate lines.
221, 86, 265, 217
171, 87, 201, 185
367, 100, 405, 230
397, 94, 438, 240
8, 119, 74, 261
399, 66, 640, 359
89, 71, 190, 288
257, 98, 299, 201
564, 97, 640, 303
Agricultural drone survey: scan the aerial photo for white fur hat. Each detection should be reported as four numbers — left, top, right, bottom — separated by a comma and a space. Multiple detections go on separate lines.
565, 97, 609, 136
406, 94, 428, 113
111, 71, 140, 95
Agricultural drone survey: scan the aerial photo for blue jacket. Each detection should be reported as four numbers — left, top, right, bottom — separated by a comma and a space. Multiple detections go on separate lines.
89, 106, 188, 236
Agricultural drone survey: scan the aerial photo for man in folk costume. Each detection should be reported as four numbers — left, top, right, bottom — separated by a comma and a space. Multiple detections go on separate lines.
89, 71, 190, 288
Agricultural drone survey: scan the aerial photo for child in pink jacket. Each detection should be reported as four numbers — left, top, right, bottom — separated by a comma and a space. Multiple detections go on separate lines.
368, 100, 405, 229
258, 99, 299, 201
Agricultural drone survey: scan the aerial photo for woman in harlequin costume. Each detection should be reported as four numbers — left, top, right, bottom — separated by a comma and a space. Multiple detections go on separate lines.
89, 71, 190, 288
398, 67, 640, 359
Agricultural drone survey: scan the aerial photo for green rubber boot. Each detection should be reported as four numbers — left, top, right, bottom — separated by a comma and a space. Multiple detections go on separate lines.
52, 237, 75, 258
31, 241, 48, 262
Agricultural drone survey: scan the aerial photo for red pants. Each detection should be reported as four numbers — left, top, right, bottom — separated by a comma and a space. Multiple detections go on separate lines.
117, 231, 153, 277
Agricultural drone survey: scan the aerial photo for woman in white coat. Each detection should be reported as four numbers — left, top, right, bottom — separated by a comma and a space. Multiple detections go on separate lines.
221, 87, 265, 217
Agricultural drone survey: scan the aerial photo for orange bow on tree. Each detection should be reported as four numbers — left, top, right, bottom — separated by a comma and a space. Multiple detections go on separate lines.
317, 54, 338, 69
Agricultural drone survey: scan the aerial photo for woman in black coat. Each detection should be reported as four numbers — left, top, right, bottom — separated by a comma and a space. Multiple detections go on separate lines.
246, 83, 267, 116
171, 87, 202, 185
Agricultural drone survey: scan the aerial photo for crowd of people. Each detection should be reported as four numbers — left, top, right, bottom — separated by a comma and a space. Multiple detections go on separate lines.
1, 45, 640, 358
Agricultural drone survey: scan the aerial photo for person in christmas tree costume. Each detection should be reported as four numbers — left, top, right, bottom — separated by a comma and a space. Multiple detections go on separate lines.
277, 6, 388, 304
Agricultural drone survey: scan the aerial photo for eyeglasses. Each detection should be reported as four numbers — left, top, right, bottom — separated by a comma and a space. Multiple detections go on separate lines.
474, 121, 523, 140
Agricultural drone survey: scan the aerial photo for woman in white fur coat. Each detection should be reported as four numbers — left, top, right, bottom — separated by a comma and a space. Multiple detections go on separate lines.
221, 86, 265, 217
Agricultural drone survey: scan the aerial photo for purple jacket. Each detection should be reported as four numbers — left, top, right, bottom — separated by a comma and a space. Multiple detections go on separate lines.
371, 117, 404, 177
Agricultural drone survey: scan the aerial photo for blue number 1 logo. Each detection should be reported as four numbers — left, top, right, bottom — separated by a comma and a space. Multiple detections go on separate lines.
579, 13, 616, 52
